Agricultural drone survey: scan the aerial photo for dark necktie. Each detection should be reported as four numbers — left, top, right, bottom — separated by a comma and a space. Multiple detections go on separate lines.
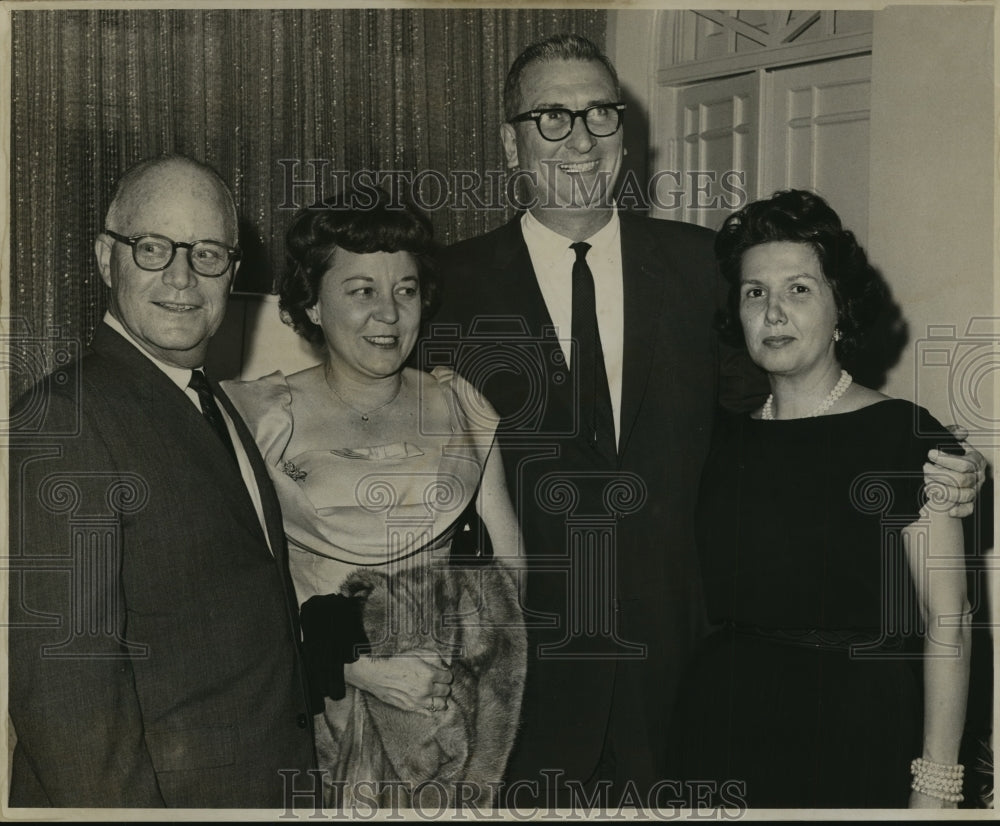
188, 369, 238, 464
571, 242, 616, 458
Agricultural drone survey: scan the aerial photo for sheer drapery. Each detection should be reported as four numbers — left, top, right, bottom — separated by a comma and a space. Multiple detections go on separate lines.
10, 8, 605, 399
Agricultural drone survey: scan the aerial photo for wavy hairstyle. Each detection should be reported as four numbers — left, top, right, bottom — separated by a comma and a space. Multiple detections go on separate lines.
278, 188, 438, 344
715, 189, 886, 362
503, 33, 621, 121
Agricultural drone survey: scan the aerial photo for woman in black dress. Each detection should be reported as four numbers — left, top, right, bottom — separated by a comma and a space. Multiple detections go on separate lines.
670, 190, 971, 809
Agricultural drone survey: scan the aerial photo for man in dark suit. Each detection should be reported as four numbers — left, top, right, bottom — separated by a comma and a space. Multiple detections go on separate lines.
426, 34, 758, 806
8, 155, 316, 807
427, 34, 983, 807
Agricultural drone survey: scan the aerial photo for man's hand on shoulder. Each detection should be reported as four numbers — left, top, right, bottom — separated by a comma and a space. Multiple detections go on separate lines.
925, 425, 989, 518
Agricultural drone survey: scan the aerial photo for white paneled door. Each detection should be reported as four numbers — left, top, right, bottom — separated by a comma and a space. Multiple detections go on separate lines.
658, 54, 871, 241
761, 54, 872, 244
670, 72, 759, 232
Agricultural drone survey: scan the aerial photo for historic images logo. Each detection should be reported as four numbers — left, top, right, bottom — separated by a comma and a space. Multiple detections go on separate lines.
277, 161, 748, 214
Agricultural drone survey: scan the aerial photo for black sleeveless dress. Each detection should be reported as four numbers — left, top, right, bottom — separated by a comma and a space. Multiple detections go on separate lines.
669, 399, 958, 808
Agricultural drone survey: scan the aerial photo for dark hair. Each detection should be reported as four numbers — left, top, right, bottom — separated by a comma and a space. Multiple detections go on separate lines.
503, 33, 620, 121
714, 189, 886, 362
279, 188, 438, 344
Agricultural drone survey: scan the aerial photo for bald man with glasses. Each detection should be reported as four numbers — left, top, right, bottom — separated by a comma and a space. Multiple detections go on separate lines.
9, 154, 316, 807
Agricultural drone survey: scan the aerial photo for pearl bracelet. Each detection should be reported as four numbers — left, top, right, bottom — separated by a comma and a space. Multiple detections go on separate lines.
910, 757, 964, 803
911, 757, 964, 780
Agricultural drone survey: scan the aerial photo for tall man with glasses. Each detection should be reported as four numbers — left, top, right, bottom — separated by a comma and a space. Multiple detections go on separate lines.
9, 154, 316, 807
428, 34, 984, 806
426, 33, 754, 805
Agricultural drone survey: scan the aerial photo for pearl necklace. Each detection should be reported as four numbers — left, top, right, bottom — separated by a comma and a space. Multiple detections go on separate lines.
323, 364, 403, 423
761, 369, 852, 420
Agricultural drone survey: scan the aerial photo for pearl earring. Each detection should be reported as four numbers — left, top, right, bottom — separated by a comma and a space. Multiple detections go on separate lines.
833, 328, 842, 342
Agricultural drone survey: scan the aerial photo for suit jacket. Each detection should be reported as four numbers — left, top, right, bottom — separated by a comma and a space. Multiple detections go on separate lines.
427, 213, 764, 790
8, 324, 316, 807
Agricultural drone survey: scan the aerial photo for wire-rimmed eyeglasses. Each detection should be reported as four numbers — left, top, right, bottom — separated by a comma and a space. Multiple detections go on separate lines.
508, 103, 626, 142
104, 229, 241, 278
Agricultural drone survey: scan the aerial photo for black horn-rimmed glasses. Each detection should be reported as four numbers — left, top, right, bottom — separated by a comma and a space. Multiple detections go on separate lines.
508, 102, 626, 142
104, 230, 241, 277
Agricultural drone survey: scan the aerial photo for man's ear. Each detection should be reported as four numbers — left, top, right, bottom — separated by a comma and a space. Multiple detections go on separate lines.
229, 260, 240, 294
500, 123, 519, 170
94, 234, 114, 287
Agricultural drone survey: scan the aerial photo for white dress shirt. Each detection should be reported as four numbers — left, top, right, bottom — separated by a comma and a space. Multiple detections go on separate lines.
102, 312, 273, 554
520, 208, 625, 444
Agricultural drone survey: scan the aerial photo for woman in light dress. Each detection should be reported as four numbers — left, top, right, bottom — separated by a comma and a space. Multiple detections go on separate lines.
224, 191, 525, 808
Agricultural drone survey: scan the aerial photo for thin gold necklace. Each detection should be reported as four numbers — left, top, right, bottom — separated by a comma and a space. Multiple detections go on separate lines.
323, 364, 403, 423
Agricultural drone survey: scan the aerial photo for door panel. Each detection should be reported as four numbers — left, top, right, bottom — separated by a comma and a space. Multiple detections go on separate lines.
667, 72, 758, 230
654, 54, 870, 242
762, 55, 872, 243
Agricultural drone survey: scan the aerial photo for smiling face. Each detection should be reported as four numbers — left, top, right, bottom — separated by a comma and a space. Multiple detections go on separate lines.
95, 161, 238, 369
306, 249, 421, 382
501, 58, 623, 224
739, 241, 840, 379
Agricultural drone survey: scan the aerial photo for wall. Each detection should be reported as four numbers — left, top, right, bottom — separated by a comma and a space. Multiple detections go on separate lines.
606, 10, 658, 197
868, 5, 995, 437
867, 5, 996, 761
207, 293, 322, 381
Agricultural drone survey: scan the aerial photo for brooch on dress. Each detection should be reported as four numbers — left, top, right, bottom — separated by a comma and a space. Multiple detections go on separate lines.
282, 460, 307, 482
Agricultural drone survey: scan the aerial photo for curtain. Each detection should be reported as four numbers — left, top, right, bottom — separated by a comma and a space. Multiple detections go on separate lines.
9, 8, 606, 400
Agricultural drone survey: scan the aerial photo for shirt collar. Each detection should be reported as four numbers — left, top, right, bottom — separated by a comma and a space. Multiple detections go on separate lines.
102, 312, 200, 394
521, 206, 621, 269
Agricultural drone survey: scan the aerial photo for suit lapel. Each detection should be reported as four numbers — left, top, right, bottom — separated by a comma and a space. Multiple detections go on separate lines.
618, 216, 669, 461
90, 324, 269, 548
490, 218, 557, 338
489, 219, 577, 434
214, 383, 288, 562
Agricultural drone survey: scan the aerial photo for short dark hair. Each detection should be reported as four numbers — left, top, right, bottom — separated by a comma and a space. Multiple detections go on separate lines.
279, 188, 438, 344
714, 189, 886, 361
503, 33, 620, 121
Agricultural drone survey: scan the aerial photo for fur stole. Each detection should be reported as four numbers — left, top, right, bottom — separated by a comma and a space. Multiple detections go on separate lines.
314, 558, 526, 808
